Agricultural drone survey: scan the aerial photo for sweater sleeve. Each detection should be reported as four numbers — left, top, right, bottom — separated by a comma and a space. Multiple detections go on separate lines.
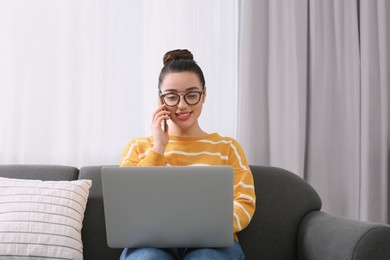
120, 139, 167, 167
228, 138, 256, 234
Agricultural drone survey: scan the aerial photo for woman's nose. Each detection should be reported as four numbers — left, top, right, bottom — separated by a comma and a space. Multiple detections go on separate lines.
177, 96, 188, 109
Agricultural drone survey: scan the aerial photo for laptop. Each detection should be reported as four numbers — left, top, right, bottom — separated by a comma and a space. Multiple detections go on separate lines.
101, 166, 234, 249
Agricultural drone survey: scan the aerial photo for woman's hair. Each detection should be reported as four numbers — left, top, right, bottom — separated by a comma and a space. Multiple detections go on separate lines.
158, 49, 205, 89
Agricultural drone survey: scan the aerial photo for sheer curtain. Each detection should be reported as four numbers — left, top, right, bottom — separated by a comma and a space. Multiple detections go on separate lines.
0, 0, 144, 166
0, 0, 237, 166
238, 0, 389, 223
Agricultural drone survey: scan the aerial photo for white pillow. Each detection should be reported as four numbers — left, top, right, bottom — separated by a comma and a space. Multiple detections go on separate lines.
0, 177, 92, 260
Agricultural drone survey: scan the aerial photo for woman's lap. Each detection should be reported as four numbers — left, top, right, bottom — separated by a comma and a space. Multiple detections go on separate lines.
120, 248, 174, 260
120, 241, 245, 260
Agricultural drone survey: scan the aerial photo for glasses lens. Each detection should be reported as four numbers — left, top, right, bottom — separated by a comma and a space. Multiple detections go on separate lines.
163, 94, 180, 106
184, 92, 201, 105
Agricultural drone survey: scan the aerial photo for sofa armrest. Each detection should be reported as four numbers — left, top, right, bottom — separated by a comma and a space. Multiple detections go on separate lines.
297, 211, 390, 260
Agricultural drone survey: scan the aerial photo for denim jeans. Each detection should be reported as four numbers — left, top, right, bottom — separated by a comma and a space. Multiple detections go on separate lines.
119, 240, 245, 260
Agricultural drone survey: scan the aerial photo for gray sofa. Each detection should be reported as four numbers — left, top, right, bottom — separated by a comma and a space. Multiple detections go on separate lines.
0, 164, 389, 260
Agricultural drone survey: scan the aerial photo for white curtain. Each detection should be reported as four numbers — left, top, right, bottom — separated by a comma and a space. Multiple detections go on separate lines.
1, 0, 389, 224
0, 0, 142, 166
238, 0, 390, 223
0, 0, 238, 166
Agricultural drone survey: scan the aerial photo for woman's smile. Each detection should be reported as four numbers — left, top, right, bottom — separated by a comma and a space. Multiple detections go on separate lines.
175, 111, 192, 121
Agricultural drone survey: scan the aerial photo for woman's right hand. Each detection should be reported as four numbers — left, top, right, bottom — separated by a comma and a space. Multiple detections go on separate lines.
151, 104, 171, 155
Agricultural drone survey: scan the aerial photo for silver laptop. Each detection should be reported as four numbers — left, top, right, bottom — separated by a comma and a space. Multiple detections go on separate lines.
101, 166, 234, 248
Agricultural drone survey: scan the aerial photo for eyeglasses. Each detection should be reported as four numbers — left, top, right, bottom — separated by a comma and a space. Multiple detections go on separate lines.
159, 89, 205, 107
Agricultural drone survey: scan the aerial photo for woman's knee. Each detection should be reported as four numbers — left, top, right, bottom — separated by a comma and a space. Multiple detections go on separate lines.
183, 241, 244, 260
120, 247, 174, 260
184, 248, 227, 259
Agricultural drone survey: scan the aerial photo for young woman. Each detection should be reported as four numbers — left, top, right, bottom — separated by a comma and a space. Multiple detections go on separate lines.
120, 49, 256, 260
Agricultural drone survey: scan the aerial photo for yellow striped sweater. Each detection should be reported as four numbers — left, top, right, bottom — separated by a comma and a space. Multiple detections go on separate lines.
120, 132, 256, 240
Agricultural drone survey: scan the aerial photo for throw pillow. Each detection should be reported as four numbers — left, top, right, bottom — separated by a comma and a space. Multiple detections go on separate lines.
0, 177, 92, 260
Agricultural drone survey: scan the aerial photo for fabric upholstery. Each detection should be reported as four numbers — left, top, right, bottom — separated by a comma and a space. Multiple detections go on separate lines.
78, 166, 123, 260
238, 165, 322, 260
298, 211, 390, 260
0, 164, 78, 181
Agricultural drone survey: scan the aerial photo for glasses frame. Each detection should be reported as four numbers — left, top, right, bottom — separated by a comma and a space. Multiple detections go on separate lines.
159, 88, 205, 107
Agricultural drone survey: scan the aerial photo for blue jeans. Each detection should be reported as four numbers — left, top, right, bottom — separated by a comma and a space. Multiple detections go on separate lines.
120, 241, 245, 260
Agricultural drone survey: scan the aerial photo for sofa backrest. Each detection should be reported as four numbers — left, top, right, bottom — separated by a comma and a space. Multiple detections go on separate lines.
238, 165, 322, 260
0, 164, 79, 181
78, 166, 123, 260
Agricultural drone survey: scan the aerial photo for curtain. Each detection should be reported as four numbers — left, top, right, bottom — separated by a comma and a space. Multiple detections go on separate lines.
0, 0, 144, 166
0, 0, 238, 166
238, 0, 390, 223
359, 0, 389, 223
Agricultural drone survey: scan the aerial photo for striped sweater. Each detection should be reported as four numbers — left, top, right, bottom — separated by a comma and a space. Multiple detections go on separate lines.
120, 132, 256, 240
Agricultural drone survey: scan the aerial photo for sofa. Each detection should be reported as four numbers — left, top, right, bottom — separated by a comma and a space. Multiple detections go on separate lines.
0, 164, 389, 260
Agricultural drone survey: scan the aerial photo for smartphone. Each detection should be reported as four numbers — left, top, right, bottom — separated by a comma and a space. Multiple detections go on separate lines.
159, 97, 168, 132
162, 108, 168, 132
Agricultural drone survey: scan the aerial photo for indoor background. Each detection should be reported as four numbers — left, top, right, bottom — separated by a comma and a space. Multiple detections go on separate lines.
0, 0, 389, 226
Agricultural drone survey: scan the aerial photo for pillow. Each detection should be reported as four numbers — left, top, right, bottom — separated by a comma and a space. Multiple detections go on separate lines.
0, 177, 92, 260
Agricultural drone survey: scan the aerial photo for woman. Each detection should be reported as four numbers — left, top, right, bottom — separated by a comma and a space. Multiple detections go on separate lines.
120, 49, 256, 260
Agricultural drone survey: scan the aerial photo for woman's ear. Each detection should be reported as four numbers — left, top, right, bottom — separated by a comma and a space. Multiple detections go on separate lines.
202, 87, 207, 103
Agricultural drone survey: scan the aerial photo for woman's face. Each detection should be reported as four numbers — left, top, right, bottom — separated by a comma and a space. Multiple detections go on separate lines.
160, 72, 206, 134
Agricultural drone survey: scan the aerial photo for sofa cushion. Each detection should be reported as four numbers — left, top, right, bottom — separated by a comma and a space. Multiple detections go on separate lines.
0, 176, 91, 260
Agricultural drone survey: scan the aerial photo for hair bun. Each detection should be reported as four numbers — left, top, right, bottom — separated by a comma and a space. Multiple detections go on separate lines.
163, 49, 194, 65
